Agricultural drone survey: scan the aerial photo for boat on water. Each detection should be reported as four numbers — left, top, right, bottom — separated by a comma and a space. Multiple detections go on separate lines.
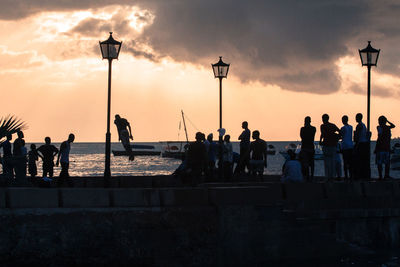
160, 141, 186, 159
112, 144, 161, 156
279, 143, 324, 160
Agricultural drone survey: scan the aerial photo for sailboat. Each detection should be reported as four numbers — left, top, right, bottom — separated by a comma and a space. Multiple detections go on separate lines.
160, 110, 190, 159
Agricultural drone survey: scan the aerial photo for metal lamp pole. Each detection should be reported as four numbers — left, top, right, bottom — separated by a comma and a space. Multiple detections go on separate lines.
359, 41, 380, 179
99, 32, 122, 184
212, 57, 230, 179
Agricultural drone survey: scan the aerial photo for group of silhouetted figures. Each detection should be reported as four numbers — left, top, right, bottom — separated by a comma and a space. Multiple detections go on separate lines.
0, 131, 75, 186
174, 113, 396, 185
301, 113, 395, 181
173, 121, 268, 185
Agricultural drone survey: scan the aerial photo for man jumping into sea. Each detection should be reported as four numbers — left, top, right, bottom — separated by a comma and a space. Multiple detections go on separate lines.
114, 114, 135, 161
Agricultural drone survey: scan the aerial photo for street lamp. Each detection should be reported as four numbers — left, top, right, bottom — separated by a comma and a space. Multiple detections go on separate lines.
212, 56, 230, 178
99, 32, 122, 181
359, 41, 380, 179
212, 56, 230, 130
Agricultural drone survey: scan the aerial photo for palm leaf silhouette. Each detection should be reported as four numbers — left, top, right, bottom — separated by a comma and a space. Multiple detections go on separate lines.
0, 115, 27, 143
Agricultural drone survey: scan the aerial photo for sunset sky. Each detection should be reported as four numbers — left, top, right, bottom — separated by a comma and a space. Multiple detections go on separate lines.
1, 0, 400, 142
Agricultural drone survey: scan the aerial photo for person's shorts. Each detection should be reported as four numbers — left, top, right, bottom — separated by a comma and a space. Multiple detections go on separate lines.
376, 151, 390, 165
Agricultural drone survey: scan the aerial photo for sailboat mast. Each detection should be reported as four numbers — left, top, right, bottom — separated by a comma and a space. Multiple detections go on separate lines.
181, 110, 189, 144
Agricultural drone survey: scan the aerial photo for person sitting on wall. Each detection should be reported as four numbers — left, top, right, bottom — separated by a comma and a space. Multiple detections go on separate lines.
282, 149, 303, 183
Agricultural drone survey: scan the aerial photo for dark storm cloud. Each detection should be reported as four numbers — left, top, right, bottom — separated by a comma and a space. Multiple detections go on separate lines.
2, 0, 400, 95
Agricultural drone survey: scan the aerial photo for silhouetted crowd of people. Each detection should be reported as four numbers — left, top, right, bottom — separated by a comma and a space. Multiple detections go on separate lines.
174, 112, 396, 185
299, 113, 395, 182
0, 131, 75, 187
173, 121, 268, 185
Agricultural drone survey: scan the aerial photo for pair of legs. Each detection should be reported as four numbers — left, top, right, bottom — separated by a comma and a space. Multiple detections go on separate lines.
354, 142, 370, 180
342, 149, 353, 179
120, 129, 134, 161
57, 162, 73, 187
376, 151, 391, 179
234, 147, 250, 175
299, 150, 314, 182
322, 146, 336, 180
43, 161, 54, 177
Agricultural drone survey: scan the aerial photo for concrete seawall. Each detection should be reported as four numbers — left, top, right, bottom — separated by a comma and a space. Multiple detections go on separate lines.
1, 181, 400, 265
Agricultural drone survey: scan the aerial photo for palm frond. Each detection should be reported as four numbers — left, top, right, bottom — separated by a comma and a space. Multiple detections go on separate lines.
0, 115, 27, 142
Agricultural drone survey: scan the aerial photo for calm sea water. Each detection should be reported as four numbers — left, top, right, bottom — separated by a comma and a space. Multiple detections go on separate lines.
27, 141, 400, 178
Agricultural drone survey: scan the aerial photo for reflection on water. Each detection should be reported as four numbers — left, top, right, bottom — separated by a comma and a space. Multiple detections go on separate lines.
68, 154, 181, 177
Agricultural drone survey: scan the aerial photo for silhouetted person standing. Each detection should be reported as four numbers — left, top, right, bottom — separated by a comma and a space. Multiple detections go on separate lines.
37, 137, 59, 178
0, 134, 13, 178
249, 130, 267, 179
234, 121, 251, 175
354, 113, 369, 180
28, 144, 40, 179
114, 114, 134, 161
375, 116, 395, 179
222, 134, 233, 181
13, 131, 25, 156
13, 131, 27, 180
187, 132, 207, 186
340, 115, 354, 180
57, 133, 75, 187
299, 116, 316, 181
320, 114, 340, 180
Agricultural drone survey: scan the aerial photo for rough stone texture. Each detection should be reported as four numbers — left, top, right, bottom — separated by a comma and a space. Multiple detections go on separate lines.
1, 182, 400, 265
61, 189, 110, 208
112, 188, 160, 207
284, 182, 325, 201
7, 188, 59, 208
159, 188, 208, 206
0, 207, 218, 266
209, 185, 283, 206
364, 181, 394, 197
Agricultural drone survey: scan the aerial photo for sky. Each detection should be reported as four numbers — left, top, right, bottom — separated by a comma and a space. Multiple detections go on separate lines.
1, 0, 400, 142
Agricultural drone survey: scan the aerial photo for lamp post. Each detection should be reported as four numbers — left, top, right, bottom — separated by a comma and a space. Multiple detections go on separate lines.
99, 32, 122, 182
359, 41, 380, 179
212, 56, 230, 178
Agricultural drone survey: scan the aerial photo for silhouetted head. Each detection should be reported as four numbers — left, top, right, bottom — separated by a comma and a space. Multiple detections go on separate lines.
224, 134, 230, 142
252, 130, 260, 140
45, 137, 51, 144
304, 116, 311, 126
6, 134, 12, 141
287, 149, 296, 160
17, 131, 24, 139
195, 132, 203, 141
115, 114, 121, 120
207, 133, 213, 142
30, 144, 36, 150
356, 113, 363, 123
242, 121, 248, 129
68, 133, 75, 143
322, 114, 329, 124
342, 115, 348, 125
378, 116, 387, 126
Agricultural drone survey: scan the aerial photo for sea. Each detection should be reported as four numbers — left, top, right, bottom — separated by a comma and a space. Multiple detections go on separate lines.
28, 141, 400, 178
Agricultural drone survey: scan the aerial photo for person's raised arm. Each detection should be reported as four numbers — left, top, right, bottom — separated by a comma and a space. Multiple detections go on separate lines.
388, 120, 396, 129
